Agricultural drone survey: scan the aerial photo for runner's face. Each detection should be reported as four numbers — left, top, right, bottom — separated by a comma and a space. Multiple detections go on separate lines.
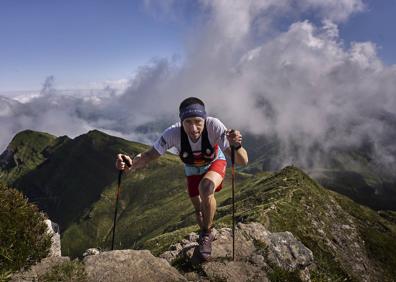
182, 117, 205, 141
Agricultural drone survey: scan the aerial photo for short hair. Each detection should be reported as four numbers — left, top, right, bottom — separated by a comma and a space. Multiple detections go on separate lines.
179, 97, 205, 112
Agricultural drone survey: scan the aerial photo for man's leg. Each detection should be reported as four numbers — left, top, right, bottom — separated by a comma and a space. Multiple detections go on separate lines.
199, 171, 224, 232
190, 196, 204, 229
197, 171, 223, 260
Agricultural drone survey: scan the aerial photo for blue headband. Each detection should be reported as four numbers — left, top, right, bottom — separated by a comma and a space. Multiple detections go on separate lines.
179, 103, 207, 121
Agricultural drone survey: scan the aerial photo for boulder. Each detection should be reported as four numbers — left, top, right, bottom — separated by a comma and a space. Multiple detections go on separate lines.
202, 261, 269, 282
11, 221, 313, 282
266, 231, 314, 271
83, 250, 187, 282
44, 219, 61, 257
83, 248, 101, 257
160, 222, 314, 282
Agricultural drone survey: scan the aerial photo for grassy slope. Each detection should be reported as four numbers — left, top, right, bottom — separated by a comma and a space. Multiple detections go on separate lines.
61, 151, 203, 257
144, 166, 396, 281
61, 150, 254, 258
8, 130, 149, 230
2, 130, 395, 280
244, 137, 396, 211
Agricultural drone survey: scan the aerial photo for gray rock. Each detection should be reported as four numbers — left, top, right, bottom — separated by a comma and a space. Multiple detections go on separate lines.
83, 248, 100, 257
202, 261, 269, 282
211, 228, 256, 259
159, 222, 314, 281
299, 267, 312, 282
183, 271, 201, 281
44, 219, 61, 257
182, 242, 199, 261
83, 249, 186, 282
186, 232, 199, 242
160, 250, 180, 264
249, 254, 268, 269
266, 231, 314, 271
237, 222, 271, 245
170, 243, 183, 251
181, 239, 192, 245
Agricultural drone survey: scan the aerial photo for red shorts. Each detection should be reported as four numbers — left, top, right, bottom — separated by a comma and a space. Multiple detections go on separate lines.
186, 159, 227, 198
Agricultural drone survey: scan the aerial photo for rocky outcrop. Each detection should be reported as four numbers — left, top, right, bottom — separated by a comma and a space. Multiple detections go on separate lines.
83, 250, 186, 282
308, 197, 378, 281
11, 221, 314, 282
44, 219, 61, 257
160, 222, 314, 281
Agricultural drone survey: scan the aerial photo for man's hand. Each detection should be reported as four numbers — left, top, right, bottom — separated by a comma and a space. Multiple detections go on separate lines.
225, 129, 248, 166
115, 154, 133, 171
226, 129, 243, 147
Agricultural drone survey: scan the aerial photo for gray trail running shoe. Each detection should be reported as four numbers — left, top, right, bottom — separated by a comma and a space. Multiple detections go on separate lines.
198, 230, 215, 261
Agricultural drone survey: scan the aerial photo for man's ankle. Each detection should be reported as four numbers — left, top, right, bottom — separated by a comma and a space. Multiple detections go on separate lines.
202, 225, 213, 233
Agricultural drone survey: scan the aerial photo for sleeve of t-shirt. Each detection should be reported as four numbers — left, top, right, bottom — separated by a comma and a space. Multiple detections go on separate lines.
152, 125, 179, 155
207, 117, 230, 152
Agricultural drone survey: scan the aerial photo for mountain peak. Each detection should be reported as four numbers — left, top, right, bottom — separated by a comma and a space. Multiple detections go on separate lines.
10, 129, 57, 150
86, 129, 107, 137
0, 130, 68, 181
0, 129, 57, 171
76, 129, 112, 143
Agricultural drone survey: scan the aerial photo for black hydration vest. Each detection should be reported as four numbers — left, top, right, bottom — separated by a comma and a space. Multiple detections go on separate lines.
179, 120, 218, 166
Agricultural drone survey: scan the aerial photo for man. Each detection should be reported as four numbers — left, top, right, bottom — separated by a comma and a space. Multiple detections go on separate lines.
115, 97, 248, 261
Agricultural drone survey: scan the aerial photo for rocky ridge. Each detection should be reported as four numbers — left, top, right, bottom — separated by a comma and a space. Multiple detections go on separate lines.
160, 222, 314, 281
11, 222, 314, 282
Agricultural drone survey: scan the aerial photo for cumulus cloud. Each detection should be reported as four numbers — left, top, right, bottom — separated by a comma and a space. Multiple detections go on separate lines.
1, 0, 395, 178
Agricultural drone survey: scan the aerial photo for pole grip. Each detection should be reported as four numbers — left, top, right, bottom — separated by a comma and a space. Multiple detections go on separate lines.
121, 155, 132, 168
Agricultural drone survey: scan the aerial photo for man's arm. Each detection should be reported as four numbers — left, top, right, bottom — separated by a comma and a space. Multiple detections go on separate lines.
225, 147, 248, 166
115, 146, 161, 172
224, 129, 248, 166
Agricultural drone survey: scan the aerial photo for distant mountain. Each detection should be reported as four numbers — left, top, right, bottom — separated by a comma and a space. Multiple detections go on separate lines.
242, 132, 396, 211
0, 129, 149, 229
1, 129, 396, 280
0, 130, 59, 181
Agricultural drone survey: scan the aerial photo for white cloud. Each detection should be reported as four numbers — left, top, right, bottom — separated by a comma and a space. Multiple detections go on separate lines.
87, 78, 130, 93
293, 0, 365, 22
1, 0, 395, 177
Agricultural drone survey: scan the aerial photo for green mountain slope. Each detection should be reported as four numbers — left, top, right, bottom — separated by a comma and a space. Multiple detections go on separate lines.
1, 130, 149, 230
144, 166, 396, 281
243, 134, 396, 211
61, 162, 251, 258
61, 158, 187, 257
2, 129, 395, 281
0, 130, 63, 183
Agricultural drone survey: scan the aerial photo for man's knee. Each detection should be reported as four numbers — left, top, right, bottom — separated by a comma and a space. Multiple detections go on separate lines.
199, 178, 215, 199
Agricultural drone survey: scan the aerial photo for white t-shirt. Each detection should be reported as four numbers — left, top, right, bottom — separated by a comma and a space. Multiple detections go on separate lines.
153, 117, 230, 155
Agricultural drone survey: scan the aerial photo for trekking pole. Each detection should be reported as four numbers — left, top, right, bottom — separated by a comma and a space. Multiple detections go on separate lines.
231, 145, 236, 261
111, 156, 131, 250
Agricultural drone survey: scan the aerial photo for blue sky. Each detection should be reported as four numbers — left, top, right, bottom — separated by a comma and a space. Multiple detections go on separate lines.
0, 0, 187, 91
0, 0, 395, 92
339, 0, 396, 65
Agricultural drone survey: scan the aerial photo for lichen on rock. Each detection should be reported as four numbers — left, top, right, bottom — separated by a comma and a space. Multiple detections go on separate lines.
160, 222, 314, 281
